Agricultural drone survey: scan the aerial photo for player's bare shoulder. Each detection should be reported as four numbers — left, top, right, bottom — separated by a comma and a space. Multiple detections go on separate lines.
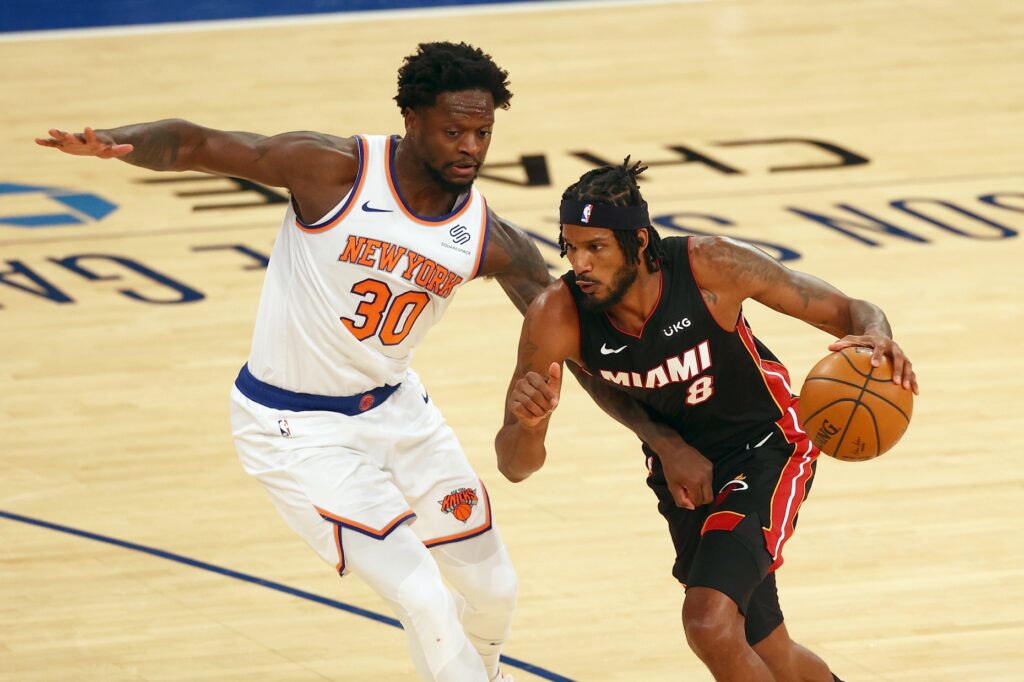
689, 234, 784, 300
477, 210, 544, 277
524, 279, 581, 360
275, 131, 359, 183
475, 208, 553, 314
276, 132, 361, 222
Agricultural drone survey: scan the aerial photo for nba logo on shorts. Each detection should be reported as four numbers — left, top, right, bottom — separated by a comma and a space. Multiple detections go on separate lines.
581, 204, 593, 224
277, 419, 291, 437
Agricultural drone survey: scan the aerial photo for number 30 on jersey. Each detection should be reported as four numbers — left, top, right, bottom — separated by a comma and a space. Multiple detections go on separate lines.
341, 278, 429, 345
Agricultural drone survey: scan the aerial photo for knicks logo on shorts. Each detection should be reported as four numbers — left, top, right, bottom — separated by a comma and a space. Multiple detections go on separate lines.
714, 474, 748, 507
439, 487, 479, 523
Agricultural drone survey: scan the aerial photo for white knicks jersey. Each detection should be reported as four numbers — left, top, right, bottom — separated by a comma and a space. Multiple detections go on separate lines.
246, 135, 490, 395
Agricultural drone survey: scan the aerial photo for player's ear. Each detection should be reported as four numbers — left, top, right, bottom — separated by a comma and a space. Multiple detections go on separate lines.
637, 227, 650, 255
403, 106, 418, 140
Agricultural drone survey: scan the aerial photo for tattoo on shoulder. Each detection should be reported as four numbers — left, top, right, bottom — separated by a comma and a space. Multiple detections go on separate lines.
701, 288, 717, 305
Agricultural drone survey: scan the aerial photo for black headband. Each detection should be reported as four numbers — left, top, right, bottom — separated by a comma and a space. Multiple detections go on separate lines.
559, 198, 651, 231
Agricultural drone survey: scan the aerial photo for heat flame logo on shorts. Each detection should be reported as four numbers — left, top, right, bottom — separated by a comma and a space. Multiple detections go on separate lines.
713, 473, 748, 507
438, 487, 479, 523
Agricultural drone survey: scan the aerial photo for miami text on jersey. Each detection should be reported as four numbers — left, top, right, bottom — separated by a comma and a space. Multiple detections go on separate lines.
599, 339, 712, 389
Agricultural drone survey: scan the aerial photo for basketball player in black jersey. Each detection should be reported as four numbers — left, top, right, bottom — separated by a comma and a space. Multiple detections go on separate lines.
495, 159, 918, 681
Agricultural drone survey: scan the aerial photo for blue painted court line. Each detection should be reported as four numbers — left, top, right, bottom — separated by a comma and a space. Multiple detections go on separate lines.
1, 509, 575, 682
0, 0, 532, 33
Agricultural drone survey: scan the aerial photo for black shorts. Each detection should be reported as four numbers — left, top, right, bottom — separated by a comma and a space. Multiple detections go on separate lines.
644, 435, 818, 645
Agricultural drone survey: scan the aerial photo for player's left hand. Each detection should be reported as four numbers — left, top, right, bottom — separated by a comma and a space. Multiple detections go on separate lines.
829, 334, 918, 394
35, 127, 134, 158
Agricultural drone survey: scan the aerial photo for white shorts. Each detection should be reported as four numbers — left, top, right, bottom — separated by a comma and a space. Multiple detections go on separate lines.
230, 368, 492, 574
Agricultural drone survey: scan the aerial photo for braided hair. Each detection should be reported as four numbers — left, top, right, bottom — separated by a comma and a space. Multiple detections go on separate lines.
395, 42, 512, 112
559, 157, 665, 271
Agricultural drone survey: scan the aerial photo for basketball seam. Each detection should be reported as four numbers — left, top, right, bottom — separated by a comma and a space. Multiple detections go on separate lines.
830, 352, 879, 456
837, 398, 881, 461
800, 397, 861, 427
803, 377, 911, 421
835, 348, 874, 379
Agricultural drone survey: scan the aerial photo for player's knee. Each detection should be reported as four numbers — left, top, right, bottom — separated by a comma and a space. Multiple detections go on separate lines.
682, 610, 729, 655
465, 560, 519, 614
682, 589, 740, 655
485, 562, 518, 613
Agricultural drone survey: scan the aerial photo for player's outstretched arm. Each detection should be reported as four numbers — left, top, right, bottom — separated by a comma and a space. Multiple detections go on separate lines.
691, 235, 918, 393
35, 120, 355, 193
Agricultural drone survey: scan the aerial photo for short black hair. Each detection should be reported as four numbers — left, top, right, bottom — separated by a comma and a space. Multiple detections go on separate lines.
395, 42, 512, 112
559, 157, 665, 271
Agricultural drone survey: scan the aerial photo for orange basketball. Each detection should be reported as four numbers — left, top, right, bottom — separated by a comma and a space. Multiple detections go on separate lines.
798, 346, 914, 461
453, 504, 472, 522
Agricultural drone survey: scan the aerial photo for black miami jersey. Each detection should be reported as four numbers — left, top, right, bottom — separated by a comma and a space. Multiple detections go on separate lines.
563, 236, 804, 465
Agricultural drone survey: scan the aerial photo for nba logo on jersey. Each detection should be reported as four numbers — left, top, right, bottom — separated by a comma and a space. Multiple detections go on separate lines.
277, 419, 291, 437
581, 204, 593, 224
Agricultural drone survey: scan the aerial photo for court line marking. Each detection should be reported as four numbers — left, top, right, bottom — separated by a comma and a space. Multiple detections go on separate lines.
0, 508, 575, 682
1, 171, 1021, 249
0, 0, 713, 43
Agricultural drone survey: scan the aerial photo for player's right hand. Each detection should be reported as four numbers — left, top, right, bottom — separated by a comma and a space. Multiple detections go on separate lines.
35, 127, 134, 158
658, 443, 713, 510
508, 362, 562, 428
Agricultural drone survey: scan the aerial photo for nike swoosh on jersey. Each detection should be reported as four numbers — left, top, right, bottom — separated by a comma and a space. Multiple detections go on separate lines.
600, 343, 628, 355
361, 201, 393, 213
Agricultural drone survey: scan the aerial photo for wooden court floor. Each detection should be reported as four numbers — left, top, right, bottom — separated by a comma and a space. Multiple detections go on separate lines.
2, 0, 1023, 679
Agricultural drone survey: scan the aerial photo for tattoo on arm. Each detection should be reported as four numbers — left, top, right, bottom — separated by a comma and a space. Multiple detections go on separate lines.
520, 337, 539, 370
490, 216, 554, 314
120, 126, 183, 171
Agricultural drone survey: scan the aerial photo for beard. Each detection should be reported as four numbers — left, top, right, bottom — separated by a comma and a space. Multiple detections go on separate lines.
423, 160, 476, 195
579, 261, 639, 312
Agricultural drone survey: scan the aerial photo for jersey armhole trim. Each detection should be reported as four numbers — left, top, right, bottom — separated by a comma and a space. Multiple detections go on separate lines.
295, 135, 368, 233
470, 199, 491, 280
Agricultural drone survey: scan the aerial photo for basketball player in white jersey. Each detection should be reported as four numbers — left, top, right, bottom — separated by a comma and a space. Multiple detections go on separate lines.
36, 42, 558, 682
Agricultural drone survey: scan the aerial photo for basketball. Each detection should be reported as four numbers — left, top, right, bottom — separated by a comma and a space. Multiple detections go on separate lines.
798, 346, 914, 461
